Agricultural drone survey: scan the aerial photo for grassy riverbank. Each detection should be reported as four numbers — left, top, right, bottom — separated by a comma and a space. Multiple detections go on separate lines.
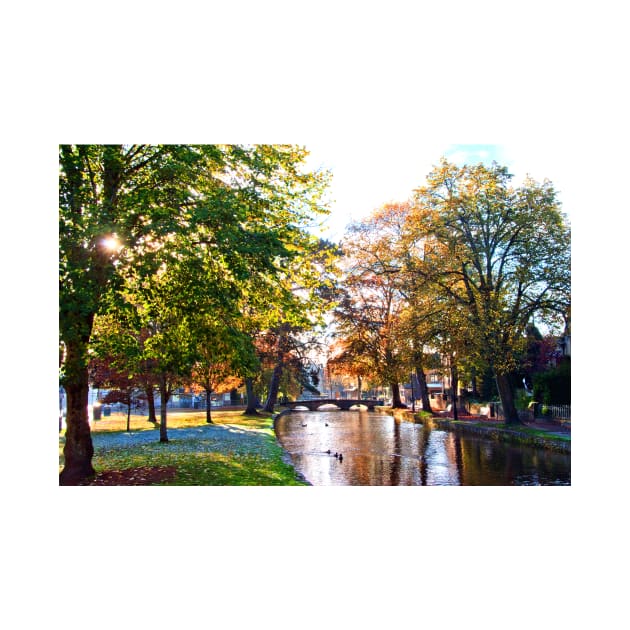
375, 406, 570, 453
59, 409, 308, 485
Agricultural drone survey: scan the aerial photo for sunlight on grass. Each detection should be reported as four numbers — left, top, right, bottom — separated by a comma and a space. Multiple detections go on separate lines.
492, 423, 571, 441
67, 409, 275, 435
59, 408, 305, 485
87, 448, 302, 485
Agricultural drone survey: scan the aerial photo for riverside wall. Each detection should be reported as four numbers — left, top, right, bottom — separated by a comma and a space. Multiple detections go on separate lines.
373, 406, 570, 454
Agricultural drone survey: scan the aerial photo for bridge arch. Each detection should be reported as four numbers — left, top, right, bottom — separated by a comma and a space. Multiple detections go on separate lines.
279, 398, 384, 412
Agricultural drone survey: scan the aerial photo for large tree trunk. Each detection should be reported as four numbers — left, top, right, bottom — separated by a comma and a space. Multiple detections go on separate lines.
450, 363, 459, 421
495, 372, 521, 424
59, 341, 95, 485
471, 367, 480, 399
415, 366, 433, 413
244, 377, 259, 415
159, 377, 169, 442
126, 400, 131, 432
145, 386, 157, 423
357, 375, 363, 400
482, 367, 497, 401
60, 379, 95, 484
205, 388, 213, 423
59, 146, 122, 484
263, 359, 283, 413
390, 382, 407, 409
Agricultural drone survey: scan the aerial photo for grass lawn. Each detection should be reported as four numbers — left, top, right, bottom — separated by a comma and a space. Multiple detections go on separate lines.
445, 419, 571, 444
490, 422, 571, 441
84, 408, 271, 432
59, 409, 308, 486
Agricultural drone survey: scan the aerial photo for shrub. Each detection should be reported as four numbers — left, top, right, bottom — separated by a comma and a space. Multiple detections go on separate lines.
514, 388, 533, 411
533, 358, 570, 405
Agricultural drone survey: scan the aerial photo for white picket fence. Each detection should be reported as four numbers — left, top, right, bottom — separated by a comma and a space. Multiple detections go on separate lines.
494, 403, 570, 422
533, 403, 571, 421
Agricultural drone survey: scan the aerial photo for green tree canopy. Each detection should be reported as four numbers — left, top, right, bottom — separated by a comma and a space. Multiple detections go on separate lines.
59, 144, 331, 483
406, 159, 570, 423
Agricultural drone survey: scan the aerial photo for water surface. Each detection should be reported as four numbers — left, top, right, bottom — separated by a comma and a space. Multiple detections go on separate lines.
275, 409, 570, 486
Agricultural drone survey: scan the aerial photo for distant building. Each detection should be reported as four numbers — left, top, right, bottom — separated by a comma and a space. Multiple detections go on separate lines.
557, 333, 571, 358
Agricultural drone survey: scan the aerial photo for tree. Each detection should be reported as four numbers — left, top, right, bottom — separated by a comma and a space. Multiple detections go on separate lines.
254, 237, 338, 413
136, 357, 160, 423
518, 325, 562, 387
327, 338, 372, 400
95, 269, 201, 444
333, 204, 411, 408
91, 310, 161, 422
533, 357, 570, 405
59, 144, 330, 483
259, 323, 325, 411
407, 159, 571, 424
396, 290, 438, 413
138, 301, 198, 444
89, 355, 139, 433
191, 323, 254, 423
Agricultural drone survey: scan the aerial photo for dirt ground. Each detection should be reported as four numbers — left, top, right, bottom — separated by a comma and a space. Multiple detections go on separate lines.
75, 466, 178, 486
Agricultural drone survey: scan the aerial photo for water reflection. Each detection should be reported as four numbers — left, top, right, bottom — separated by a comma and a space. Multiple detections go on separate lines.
275, 410, 570, 486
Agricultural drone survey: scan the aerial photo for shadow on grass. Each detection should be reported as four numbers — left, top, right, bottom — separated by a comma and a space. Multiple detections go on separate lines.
62, 420, 305, 486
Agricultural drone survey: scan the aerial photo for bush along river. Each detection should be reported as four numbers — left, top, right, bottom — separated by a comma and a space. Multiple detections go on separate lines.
274, 409, 570, 486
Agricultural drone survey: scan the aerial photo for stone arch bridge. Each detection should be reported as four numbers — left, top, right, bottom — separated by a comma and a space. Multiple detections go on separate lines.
279, 398, 384, 411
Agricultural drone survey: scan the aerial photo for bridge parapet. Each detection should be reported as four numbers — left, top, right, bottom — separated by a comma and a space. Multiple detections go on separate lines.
279, 398, 384, 411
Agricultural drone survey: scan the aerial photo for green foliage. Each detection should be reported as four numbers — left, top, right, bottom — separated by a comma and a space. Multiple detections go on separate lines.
410, 160, 570, 370
59, 144, 331, 382
533, 358, 571, 405
59, 144, 334, 479
413, 410, 434, 422
513, 388, 532, 411
403, 159, 570, 421
479, 368, 498, 401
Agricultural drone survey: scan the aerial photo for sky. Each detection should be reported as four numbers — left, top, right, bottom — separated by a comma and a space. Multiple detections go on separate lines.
306, 142, 574, 242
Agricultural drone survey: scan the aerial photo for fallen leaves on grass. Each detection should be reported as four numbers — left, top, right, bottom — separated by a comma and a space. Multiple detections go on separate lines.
61, 412, 307, 486
77, 466, 178, 486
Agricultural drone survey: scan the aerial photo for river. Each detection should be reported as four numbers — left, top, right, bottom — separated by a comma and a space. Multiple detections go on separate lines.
275, 409, 570, 485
